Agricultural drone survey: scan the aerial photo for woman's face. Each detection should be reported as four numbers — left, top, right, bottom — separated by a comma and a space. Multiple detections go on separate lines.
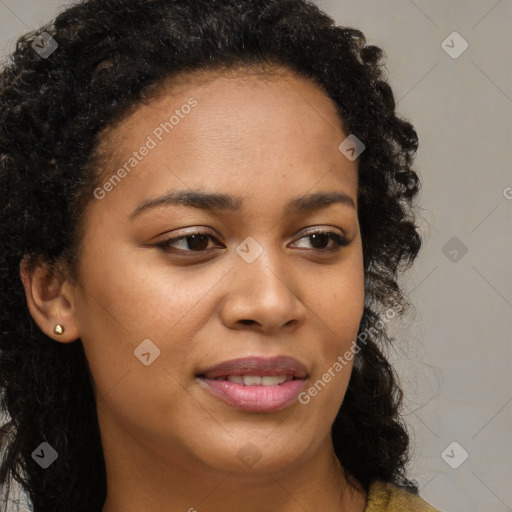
69, 65, 364, 476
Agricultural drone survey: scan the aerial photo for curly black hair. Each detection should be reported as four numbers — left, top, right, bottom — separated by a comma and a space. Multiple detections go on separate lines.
0, 0, 422, 510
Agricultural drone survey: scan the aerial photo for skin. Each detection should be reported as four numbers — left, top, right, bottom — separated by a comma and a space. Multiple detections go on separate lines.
20, 64, 367, 512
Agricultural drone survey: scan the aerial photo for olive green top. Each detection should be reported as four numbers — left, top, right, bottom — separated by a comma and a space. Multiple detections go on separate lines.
365, 480, 441, 511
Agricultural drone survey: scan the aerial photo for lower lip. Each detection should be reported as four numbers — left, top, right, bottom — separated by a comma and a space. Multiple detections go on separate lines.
198, 377, 307, 412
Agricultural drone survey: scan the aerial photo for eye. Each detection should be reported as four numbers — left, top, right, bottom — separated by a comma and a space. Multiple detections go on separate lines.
154, 231, 222, 254
290, 229, 352, 252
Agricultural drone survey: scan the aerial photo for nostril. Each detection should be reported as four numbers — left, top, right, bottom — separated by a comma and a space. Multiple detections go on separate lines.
239, 319, 255, 325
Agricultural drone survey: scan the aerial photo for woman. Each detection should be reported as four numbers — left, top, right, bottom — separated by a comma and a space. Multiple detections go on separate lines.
0, 0, 441, 511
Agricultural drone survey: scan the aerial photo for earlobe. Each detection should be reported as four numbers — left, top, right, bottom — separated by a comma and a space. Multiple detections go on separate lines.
19, 255, 80, 343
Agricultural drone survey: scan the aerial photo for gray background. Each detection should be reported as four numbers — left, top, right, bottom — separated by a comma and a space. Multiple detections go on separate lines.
1, 1, 511, 511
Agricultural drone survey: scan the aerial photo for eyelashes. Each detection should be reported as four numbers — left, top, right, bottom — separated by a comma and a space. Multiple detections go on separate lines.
154, 229, 352, 255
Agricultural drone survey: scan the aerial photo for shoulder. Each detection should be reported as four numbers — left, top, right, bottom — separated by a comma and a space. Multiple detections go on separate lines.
364, 480, 442, 512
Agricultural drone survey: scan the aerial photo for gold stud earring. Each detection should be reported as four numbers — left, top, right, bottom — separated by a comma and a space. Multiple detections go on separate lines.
54, 324, 65, 335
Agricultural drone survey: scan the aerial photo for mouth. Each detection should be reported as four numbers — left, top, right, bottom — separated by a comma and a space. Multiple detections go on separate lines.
196, 356, 308, 413
209, 374, 295, 385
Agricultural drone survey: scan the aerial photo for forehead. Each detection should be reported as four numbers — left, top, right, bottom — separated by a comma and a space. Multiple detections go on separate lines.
88, 63, 357, 217
96, 62, 346, 164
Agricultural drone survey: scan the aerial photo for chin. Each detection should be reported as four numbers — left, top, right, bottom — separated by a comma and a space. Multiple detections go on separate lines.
189, 434, 314, 477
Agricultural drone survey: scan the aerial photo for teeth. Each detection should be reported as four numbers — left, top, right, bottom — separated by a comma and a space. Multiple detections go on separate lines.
243, 375, 261, 386
261, 376, 280, 386
222, 375, 290, 386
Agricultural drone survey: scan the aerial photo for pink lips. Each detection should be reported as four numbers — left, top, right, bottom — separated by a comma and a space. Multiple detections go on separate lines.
197, 356, 308, 413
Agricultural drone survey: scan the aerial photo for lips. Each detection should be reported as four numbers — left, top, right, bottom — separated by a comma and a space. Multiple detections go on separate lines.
197, 356, 308, 413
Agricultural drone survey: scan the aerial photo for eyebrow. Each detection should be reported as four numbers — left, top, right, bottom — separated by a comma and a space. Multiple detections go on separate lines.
129, 189, 356, 220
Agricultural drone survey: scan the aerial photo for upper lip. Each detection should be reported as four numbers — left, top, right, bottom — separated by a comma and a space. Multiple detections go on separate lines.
198, 356, 308, 379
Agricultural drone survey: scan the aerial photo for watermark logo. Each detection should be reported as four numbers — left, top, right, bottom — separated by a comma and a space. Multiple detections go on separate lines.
442, 236, 468, 263
441, 441, 469, 469
236, 236, 264, 263
441, 32, 468, 59
237, 442, 262, 468
31, 32, 58, 58
31, 442, 58, 469
338, 134, 365, 161
134, 338, 161, 366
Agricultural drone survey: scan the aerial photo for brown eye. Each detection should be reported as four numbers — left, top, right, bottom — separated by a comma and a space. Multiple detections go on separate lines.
308, 232, 331, 249
291, 230, 351, 252
155, 232, 221, 253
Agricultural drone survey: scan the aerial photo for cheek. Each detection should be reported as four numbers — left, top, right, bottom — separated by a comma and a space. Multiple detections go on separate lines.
306, 251, 365, 341
74, 256, 220, 445
299, 253, 364, 409
76, 245, 224, 334
73, 250, 223, 397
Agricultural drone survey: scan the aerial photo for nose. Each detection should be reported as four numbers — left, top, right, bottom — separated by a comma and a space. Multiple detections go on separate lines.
220, 252, 307, 335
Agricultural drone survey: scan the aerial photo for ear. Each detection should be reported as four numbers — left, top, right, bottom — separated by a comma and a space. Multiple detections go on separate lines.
19, 255, 80, 343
